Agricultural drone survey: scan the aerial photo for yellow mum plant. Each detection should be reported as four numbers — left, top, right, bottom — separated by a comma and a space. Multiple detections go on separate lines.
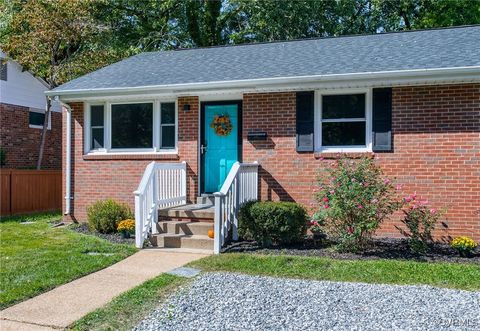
117, 219, 135, 232
450, 236, 478, 257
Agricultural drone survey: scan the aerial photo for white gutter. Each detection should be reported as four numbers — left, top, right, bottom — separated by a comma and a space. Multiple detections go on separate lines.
45, 66, 480, 98
53, 97, 72, 216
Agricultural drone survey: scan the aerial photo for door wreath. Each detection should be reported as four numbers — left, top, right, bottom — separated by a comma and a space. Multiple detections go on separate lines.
210, 114, 233, 136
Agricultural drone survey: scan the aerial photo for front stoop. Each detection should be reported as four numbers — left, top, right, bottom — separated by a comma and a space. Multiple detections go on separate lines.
158, 220, 213, 236
150, 210, 214, 250
158, 204, 214, 220
150, 233, 214, 250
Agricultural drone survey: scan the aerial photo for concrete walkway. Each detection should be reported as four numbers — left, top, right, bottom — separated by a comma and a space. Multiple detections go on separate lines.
0, 249, 209, 331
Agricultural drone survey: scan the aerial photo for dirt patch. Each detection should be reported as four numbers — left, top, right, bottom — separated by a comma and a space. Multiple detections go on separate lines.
222, 237, 479, 264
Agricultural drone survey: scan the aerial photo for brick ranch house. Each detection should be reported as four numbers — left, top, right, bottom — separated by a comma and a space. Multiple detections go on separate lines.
0, 50, 62, 169
47, 26, 480, 252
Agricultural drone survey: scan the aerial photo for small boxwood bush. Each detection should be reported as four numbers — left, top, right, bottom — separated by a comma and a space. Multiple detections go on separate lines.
238, 201, 308, 247
87, 199, 133, 234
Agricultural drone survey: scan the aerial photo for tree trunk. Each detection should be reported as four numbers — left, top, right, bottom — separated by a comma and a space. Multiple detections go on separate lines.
400, 10, 411, 30
36, 97, 51, 170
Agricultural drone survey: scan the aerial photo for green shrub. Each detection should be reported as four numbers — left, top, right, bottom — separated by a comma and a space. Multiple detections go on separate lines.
315, 157, 404, 252
238, 201, 308, 247
238, 200, 257, 241
396, 196, 444, 253
87, 199, 133, 234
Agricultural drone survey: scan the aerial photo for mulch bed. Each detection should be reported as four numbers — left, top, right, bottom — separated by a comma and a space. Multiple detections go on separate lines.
70, 223, 137, 245
222, 237, 480, 264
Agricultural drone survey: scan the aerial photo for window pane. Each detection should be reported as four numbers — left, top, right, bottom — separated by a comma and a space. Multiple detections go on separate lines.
322, 122, 366, 146
0, 60, 7, 81
323, 94, 365, 119
29, 112, 45, 126
91, 105, 104, 126
161, 126, 175, 149
91, 128, 104, 149
111, 103, 153, 148
161, 103, 175, 124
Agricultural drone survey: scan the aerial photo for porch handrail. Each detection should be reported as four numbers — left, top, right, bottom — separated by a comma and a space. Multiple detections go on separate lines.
134, 161, 187, 248
213, 161, 259, 253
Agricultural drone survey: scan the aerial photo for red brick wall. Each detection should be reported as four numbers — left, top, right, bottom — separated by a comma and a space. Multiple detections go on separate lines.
64, 97, 199, 221
242, 84, 480, 241
377, 85, 480, 240
65, 84, 479, 240
0, 102, 62, 169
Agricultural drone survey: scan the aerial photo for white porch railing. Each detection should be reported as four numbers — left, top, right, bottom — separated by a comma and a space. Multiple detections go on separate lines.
213, 161, 259, 254
134, 161, 187, 248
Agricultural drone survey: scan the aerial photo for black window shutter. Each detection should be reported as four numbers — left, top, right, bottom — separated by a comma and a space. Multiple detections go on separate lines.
372, 88, 392, 152
296, 91, 314, 152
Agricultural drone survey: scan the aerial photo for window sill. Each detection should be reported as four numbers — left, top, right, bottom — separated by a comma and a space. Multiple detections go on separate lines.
83, 153, 180, 161
314, 152, 374, 159
29, 125, 51, 130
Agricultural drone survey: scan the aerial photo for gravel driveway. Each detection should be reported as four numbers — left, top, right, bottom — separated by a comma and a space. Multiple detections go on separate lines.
134, 272, 480, 331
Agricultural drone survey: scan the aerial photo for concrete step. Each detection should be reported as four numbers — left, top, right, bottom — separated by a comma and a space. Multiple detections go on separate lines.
196, 195, 215, 205
181, 235, 214, 250
158, 220, 213, 236
150, 233, 213, 250
150, 233, 183, 248
152, 247, 213, 255
159, 204, 214, 220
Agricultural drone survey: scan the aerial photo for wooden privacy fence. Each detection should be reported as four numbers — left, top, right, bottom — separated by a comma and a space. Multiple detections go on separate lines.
1, 169, 62, 216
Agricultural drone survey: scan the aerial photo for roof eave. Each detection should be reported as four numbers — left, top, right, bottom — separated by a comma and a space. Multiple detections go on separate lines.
46, 66, 480, 101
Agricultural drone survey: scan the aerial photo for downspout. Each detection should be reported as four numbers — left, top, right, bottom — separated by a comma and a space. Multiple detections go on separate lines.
53, 96, 72, 215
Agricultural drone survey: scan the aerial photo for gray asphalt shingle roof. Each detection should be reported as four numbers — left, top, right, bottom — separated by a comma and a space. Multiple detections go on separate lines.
53, 26, 480, 92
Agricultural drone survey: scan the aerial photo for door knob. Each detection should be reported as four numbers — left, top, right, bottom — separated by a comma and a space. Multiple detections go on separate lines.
200, 144, 207, 154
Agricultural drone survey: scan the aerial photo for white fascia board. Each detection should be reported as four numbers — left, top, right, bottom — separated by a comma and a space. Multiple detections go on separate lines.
47, 66, 480, 101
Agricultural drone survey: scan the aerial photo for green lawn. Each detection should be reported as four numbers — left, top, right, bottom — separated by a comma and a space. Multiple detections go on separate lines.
70, 274, 185, 331
0, 213, 137, 309
189, 253, 480, 291
66, 252, 479, 329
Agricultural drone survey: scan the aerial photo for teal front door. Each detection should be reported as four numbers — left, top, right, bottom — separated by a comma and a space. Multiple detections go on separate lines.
201, 102, 241, 193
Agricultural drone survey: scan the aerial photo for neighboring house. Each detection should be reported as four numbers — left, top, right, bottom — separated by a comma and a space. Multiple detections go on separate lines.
47, 26, 480, 251
0, 50, 62, 169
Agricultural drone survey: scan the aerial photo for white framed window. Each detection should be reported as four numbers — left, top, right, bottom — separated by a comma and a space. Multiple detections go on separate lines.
0, 59, 7, 81
315, 88, 372, 153
111, 102, 154, 150
29, 108, 51, 130
84, 100, 178, 154
89, 104, 105, 150
159, 102, 176, 149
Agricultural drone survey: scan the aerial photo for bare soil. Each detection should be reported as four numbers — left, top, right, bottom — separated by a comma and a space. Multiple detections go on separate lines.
222, 237, 480, 264
70, 223, 136, 245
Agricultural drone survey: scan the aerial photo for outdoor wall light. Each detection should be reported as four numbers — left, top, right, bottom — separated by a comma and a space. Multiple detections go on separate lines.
183, 104, 191, 112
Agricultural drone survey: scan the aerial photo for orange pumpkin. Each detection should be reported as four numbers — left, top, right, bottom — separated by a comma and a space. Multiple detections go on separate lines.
207, 229, 214, 239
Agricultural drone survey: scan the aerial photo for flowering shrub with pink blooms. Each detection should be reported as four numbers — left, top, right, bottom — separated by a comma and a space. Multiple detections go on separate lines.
315, 157, 404, 252
395, 194, 444, 253
309, 220, 323, 234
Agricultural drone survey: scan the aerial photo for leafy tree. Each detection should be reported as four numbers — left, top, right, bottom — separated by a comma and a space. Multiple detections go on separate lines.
371, 0, 480, 31
415, 0, 480, 29
92, 0, 185, 51
1, 0, 127, 169
371, 0, 422, 30
227, 0, 336, 43
231, 0, 480, 42
180, 0, 241, 47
